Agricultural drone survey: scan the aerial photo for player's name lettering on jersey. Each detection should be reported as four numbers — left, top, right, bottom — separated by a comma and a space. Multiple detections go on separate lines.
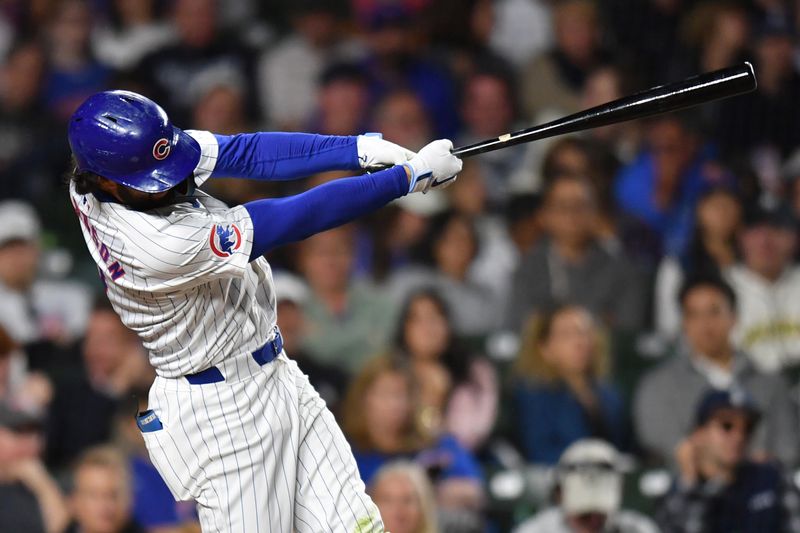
71, 198, 126, 281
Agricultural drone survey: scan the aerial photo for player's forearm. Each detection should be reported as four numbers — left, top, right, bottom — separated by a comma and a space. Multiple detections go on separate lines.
212, 132, 360, 180
244, 165, 410, 259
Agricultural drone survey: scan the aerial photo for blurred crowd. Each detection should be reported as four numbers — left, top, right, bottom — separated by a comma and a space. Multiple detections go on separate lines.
2, 0, 800, 531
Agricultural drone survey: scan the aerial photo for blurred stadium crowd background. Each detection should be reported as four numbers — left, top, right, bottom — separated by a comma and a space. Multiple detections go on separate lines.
1, 0, 800, 531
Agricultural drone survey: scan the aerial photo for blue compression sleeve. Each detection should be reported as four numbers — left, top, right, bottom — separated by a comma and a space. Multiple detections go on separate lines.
244, 165, 409, 259
212, 132, 360, 180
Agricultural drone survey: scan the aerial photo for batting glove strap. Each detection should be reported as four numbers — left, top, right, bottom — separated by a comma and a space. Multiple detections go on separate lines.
356, 133, 416, 169
405, 139, 463, 194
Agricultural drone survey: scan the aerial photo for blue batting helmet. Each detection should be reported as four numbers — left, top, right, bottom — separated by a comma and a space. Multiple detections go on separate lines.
68, 90, 201, 193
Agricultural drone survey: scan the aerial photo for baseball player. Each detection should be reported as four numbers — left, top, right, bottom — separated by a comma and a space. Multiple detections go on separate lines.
66, 90, 462, 532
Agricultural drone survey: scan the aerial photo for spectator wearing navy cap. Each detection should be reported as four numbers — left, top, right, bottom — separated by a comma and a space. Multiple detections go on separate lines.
657, 388, 800, 533
728, 202, 800, 372
634, 275, 798, 468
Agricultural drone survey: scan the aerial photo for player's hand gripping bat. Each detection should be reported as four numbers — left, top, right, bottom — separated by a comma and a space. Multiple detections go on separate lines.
451, 62, 756, 158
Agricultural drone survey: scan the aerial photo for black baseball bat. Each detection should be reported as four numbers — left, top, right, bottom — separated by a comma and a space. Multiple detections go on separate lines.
452, 62, 757, 158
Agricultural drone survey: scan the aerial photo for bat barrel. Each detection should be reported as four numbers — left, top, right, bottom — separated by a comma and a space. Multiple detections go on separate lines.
452, 62, 757, 159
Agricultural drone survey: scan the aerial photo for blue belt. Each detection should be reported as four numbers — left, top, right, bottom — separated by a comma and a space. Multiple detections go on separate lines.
184, 331, 284, 385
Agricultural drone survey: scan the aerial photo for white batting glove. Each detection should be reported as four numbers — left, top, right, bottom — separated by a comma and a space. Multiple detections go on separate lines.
357, 133, 416, 169
404, 139, 463, 194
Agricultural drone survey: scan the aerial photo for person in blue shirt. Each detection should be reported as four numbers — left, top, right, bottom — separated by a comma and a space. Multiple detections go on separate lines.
614, 113, 733, 257
512, 305, 628, 465
342, 355, 484, 511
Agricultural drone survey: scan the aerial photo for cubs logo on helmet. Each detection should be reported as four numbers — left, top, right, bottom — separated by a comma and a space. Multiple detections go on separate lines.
210, 224, 242, 257
152, 138, 171, 160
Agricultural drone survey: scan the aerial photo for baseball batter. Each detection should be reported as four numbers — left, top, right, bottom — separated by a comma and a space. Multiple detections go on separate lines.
66, 90, 462, 532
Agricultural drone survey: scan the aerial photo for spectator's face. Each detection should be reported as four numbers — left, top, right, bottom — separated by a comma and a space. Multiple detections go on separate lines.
3, 43, 45, 109
83, 311, 130, 378
403, 296, 450, 361
372, 471, 423, 533
756, 35, 794, 77
295, 12, 338, 47
697, 409, 751, 469
555, 2, 599, 66
49, 0, 93, 53
0, 427, 42, 465
449, 163, 487, 216
541, 308, 596, 377
433, 217, 476, 278
0, 240, 40, 291
740, 224, 796, 280
72, 465, 131, 533
192, 86, 245, 134
711, 9, 749, 50
681, 286, 735, 357
582, 68, 621, 109
462, 75, 514, 137
114, 0, 154, 24
543, 179, 596, 249
365, 371, 412, 439
299, 228, 354, 294
696, 191, 741, 240
174, 0, 216, 48
648, 120, 696, 188
319, 80, 368, 136
374, 93, 431, 152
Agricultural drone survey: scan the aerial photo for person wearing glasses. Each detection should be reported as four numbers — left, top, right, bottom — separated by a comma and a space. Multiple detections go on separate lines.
657, 388, 800, 533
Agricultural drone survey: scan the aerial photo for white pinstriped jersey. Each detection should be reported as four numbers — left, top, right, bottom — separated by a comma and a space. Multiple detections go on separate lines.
70, 130, 277, 378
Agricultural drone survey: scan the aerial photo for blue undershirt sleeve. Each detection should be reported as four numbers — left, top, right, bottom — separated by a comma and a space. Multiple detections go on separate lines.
212, 132, 361, 180
244, 165, 409, 259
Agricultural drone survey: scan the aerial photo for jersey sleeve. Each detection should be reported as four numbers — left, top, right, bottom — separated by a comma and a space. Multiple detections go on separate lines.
111, 204, 254, 291
185, 129, 360, 184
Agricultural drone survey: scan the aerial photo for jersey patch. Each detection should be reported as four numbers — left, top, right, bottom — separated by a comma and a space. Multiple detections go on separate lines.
210, 223, 242, 257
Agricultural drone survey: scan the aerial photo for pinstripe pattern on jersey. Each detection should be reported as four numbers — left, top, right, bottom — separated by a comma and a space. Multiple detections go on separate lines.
143, 353, 384, 533
69, 129, 277, 377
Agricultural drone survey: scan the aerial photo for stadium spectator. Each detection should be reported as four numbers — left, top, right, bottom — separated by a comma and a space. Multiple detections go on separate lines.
715, 16, 800, 163
66, 446, 144, 533
396, 289, 498, 451
514, 439, 658, 533
505, 173, 646, 332
655, 186, 743, 340
0, 39, 63, 201
0, 200, 92, 346
258, 0, 362, 131
458, 67, 527, 208
298, 226, 398, 374
656, 388, 800, 533
0, 403, 69, 533
449, 161, 518, 310
634, 276, 798, 467
372, 90, 432, 152
133, 0, 256, 125
273, 272, 349, 414
46, 300, 153, 471
358, 4, 459, 138
113, 395, 198, 533
306, 62, 370, 136
728, 202, 800, 372
91, 0, 175, 71
42, 0, 110, 121
389, 210, 501, 336
615, 113, 732, 257
343, 356, 484, 514
489, 0, 553, 68
512, 305, 627, 465
520, 0, 608, 119
0, 325, 51, 416
370, 460, 439, 533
